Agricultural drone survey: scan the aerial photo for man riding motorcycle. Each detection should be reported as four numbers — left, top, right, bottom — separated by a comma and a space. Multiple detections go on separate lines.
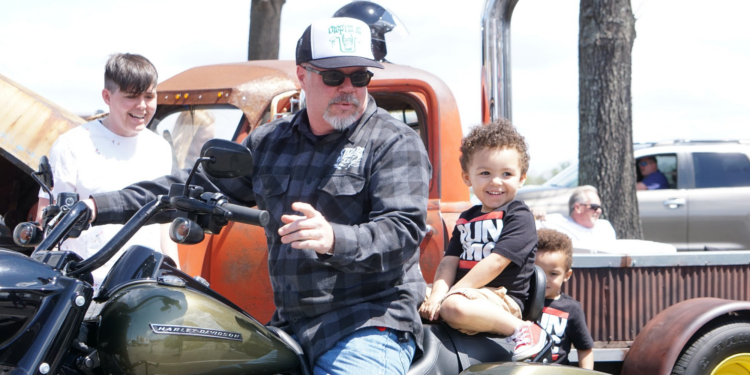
85, 16, 432, 375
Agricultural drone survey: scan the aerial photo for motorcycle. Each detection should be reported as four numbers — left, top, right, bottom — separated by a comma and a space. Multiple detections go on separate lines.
1, 139, 571, 375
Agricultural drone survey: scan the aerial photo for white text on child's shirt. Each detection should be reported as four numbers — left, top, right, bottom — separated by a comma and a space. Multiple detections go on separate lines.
456, 211, 505, 266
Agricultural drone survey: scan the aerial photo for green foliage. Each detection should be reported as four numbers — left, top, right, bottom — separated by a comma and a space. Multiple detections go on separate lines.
525, 175, 547, 185
526, 161, 572, 185
549, 161, 571, 177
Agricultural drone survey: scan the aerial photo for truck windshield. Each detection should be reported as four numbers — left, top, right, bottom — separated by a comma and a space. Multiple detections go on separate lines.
154, 107, 244, 173
543, 164, 579, 188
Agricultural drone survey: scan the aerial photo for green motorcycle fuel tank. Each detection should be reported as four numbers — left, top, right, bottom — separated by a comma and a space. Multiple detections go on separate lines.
95, 245, 299, 375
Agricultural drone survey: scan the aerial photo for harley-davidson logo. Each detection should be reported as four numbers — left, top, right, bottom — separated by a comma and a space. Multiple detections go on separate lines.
149, 324, 243, 342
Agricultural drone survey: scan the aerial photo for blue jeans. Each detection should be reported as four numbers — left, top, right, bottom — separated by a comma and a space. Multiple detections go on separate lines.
313, 327, 416, 375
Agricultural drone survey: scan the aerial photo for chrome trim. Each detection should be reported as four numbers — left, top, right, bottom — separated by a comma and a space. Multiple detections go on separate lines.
570, 348, 628, 362
573, 251, 750, 268
482, 0, 518, 121
149, 324, 243, 342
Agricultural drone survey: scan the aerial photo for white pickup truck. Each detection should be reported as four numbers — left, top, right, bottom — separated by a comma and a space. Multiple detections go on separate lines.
516, 140, 750, 251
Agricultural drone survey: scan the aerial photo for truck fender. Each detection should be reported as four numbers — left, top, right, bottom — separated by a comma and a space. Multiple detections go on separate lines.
621, 297, 750, 375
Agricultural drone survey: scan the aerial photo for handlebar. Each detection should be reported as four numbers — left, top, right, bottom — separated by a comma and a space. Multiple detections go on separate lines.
36, 190, 269, 278
69, 199, 168, 276
220, 202, 270, 227
168, 195, 269, 228
33, 201, 91, 256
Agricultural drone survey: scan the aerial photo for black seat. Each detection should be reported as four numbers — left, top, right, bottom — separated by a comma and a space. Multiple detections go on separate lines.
407, 265, 548, 374
266, 267, 548, 375
523, 265, 546, 322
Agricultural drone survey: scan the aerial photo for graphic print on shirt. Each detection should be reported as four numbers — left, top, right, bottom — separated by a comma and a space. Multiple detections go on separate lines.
539, 306, 569, 361
455, 211, 504, 270
334, 146, 365, 170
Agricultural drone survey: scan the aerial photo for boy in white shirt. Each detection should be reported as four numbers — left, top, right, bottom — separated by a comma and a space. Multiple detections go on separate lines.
37, 53, 178, 290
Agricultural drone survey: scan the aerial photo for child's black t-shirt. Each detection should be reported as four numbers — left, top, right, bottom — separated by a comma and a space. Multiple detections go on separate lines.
538, 293, 595, 365
444, 200, 537, 309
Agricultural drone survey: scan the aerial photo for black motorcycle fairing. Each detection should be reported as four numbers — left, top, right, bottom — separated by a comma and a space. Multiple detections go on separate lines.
30, 250, 95, 287
1, 249, 60, 348
0, 249, 93, 374
96, 245, 173, 301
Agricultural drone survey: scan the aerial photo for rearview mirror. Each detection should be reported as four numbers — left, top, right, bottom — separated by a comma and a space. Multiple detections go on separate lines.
38, 156, 54, 189
200, 139, 253, 178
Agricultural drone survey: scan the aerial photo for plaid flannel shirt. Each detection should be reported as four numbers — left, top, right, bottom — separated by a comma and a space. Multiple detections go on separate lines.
93, 95, 431, 366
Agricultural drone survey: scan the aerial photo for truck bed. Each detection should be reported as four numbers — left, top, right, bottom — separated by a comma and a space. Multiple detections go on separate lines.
565, 250, 750, 361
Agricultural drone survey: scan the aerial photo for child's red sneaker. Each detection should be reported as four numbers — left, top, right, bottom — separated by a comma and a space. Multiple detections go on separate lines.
511, 322, 546, 361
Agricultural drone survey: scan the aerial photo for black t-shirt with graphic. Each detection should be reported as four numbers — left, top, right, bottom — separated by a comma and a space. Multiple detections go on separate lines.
444, 200, 537, 309
538, 293, 595, 365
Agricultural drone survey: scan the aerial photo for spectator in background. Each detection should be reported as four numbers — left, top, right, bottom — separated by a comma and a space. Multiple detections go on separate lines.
535, 185, 616, 247
170, 110, 215, 171
37, 53, 179, 293
636, 156, 669, 190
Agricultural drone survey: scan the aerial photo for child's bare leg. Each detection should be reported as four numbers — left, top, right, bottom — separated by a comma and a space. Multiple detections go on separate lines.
439, 294, 524, 336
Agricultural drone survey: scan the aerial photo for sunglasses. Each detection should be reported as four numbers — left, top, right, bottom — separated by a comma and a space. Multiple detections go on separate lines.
582, 204, 602, 211
638, 160, 653, 167
304, 66, 373, 87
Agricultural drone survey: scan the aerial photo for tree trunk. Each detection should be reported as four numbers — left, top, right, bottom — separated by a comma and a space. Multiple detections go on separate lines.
248, 0, 286, 60
578, 0, 642, 239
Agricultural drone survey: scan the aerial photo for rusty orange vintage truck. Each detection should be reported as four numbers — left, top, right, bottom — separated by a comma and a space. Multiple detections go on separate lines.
1, 1, 750, 374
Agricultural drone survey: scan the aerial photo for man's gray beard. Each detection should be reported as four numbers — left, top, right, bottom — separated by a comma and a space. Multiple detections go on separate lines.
323, 93, 363, 131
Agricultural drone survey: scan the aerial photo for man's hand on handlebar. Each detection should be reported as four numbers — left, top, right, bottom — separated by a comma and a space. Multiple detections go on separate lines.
278, 202, 335, 256
83, 199, 97, 223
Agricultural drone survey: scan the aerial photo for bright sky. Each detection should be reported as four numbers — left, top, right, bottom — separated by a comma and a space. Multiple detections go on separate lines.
1, 0, 748, 176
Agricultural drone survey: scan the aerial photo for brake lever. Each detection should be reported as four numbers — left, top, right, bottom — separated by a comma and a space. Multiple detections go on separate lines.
45, 208, 66, 232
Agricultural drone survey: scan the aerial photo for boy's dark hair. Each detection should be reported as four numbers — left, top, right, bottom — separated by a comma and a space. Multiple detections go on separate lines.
537, 228, 573, 270
104, 53, 158, 94
459, 119, 530, 174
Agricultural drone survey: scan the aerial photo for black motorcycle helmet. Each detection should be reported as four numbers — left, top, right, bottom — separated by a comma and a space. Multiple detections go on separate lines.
333, 1, 397, 62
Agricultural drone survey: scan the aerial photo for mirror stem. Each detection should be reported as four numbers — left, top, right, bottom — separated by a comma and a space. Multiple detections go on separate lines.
32, 172, 53, 202
183, 157, 214, 197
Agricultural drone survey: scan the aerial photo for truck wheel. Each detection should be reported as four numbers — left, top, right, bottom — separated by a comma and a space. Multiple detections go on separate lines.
671, 318, 750, 375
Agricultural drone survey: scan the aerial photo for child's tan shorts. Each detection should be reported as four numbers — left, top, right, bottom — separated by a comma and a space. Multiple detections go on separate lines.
425, 284, 522, 335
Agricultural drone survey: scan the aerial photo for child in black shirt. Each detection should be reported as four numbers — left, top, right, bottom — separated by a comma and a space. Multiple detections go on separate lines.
418, 120, 544, 361
535, 228, 594, 368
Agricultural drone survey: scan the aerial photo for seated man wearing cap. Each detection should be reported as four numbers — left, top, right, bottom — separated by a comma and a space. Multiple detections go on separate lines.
85, 17, 430, 375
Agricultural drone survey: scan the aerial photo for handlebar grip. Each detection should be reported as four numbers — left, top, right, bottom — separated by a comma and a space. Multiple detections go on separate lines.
220, 203, 270, 227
